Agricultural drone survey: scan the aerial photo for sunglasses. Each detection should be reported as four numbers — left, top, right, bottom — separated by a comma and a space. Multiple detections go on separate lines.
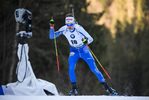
66, 23, 74, 26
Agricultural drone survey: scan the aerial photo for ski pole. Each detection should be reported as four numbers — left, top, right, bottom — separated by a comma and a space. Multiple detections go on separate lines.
86, 44, 117, 87
50, 17, 61, 93
86, 44, 111, 79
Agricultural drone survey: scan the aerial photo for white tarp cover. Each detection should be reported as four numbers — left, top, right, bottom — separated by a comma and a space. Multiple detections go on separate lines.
1, 43, 58, 96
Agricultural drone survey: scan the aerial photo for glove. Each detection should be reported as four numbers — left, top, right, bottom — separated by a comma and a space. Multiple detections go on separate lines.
82, 38, 88, 44
49, 18, 54, 25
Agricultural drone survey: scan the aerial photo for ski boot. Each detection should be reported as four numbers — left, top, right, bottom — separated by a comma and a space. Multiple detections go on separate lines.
69, 82, 78, 96
101, 82, 118, 95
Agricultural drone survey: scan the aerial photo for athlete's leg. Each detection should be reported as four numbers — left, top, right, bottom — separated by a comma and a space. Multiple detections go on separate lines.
81, 46, 105, 82
69, 50, 80, 83
80, 46, 117, 95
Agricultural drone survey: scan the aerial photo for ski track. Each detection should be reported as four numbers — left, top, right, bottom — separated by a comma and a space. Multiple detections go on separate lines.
0, 95, 149, 100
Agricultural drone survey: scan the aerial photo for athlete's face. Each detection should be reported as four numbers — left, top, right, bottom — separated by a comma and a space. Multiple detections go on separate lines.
66, 23, 74, 30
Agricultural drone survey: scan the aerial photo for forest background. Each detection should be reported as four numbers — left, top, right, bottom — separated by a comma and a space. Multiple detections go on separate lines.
0, 0, 149, 96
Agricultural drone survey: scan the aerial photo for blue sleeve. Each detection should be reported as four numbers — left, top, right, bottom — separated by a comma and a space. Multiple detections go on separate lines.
49, 27, 62, 39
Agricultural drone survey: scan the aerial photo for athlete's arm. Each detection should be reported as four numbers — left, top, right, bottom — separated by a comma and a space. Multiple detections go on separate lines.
49, 26, 66, 39
77, 25, 93, 44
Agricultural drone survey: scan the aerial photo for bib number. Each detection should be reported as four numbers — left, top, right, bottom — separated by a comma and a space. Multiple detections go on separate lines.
71, 40, 78, 44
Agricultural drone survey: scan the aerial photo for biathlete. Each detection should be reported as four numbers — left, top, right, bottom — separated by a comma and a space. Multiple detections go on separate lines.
49, 13, 117, 95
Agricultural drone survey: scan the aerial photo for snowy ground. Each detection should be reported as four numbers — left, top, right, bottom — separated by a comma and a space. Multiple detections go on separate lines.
0, 95, 149, 100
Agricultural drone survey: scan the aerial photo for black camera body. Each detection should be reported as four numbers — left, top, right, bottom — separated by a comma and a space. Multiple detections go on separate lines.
14, 8, 32, 44
14, 8, 32, 38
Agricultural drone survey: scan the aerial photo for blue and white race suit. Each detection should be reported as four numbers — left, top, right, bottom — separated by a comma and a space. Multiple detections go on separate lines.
49, 24, 105, 83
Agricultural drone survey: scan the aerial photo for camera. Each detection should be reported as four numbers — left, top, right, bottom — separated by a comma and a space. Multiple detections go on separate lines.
14, 8, 32, 44
14, 8, 32, 24
14, 8, 32, 39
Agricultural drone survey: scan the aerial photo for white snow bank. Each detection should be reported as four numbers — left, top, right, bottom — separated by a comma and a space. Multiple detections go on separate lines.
0, 95, 149, 100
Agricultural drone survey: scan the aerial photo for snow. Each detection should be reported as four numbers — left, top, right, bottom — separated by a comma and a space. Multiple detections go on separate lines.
0, 95, 149, 100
